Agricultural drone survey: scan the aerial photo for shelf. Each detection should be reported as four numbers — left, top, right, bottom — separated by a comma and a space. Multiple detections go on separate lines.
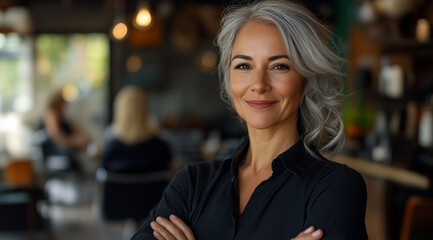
381, 39, 433, 55
372, 96, 408, 112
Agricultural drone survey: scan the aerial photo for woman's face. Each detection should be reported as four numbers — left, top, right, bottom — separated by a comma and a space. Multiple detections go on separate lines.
230, 21, 305, 131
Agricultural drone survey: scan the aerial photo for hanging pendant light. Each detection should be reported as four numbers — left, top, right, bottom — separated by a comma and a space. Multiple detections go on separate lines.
111, 17, 128, 41
110, 0, 128, 41
133, 0, 153, 30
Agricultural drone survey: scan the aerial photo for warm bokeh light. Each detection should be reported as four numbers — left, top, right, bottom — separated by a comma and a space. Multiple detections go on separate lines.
416, 19, 430, 42
112, 22, 128, 40
135, 8, 152, 29
126, 55, 142, 72
201, 51, 217, 72
62, 84, 79, 102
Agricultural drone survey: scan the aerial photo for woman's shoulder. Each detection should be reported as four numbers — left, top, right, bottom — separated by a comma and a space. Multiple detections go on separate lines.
315, 153, 362, 176
308, 154, 366, 194
108, 136, 168, 149
143, 136, 171, 150
103, 137, 126, 150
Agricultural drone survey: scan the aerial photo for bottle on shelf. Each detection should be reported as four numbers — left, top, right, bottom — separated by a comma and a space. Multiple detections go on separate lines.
379, 55, 405, 99
369, 110, 392, 163
418, 94, 433, 148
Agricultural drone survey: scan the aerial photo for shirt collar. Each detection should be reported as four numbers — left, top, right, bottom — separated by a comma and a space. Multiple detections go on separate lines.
276, 139, 318, 180
223, 136, 318, 180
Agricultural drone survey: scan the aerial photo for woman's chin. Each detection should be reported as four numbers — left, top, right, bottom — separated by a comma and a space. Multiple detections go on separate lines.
245, 119, 276, 130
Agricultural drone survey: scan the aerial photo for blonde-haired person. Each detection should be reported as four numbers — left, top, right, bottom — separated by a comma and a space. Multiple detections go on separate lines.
100, 86, 171, 173
133, 1, 367, 239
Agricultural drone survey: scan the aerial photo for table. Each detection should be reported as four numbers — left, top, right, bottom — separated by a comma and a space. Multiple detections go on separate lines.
331, 154, 430, 190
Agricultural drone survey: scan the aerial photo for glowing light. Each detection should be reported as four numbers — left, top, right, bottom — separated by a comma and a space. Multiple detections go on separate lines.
112, 21, 128, 41
201, 51, 217, 72
416, 19, 430, 42
126, 55, 142, 72
62, 84, 79, 102
135, 8, 152, 28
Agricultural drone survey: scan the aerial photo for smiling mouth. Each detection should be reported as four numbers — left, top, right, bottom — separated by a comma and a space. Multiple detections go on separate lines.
246, 100, 278, 109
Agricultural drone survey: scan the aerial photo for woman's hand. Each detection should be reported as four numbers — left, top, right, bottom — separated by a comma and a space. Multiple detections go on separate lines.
291, 226, 323, 240
71, 134, 90, 149
150, 215, 320, 240
150, 215, 195, 240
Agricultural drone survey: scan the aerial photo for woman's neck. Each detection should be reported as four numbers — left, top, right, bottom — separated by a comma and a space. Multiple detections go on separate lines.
242, 126, 299, 173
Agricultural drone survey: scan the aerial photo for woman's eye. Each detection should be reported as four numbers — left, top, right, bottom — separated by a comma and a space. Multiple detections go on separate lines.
272, 64, 290, 70
234, 64, 251, 70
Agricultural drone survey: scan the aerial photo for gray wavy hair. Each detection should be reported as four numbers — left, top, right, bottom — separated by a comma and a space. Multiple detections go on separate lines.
216, 0, 345, 156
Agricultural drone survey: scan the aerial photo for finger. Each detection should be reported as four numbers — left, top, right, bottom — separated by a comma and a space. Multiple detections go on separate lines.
151, 221, 175, 240
156, 217, 188, 240
293, 226, 315, 238
153, 230, 167, 240
169, 215, 195, 240
303, 226, 315, 234
292, 227, 323, 240
310, 229, 323, 239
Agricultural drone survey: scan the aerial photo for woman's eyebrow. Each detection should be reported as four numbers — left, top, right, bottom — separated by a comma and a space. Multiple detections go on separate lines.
231, 54, 289, 61
268, 55, 289, 61
232, 55, 252, 61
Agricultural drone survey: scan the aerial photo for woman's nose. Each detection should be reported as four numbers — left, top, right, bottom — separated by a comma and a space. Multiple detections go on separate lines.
251, 69, 271, 94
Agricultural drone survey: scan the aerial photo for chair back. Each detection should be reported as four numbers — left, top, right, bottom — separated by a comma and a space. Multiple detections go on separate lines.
0, 186, 46, 233
400, 195, 433, 240
96, 168, 170, 222
4, 159, 34, 186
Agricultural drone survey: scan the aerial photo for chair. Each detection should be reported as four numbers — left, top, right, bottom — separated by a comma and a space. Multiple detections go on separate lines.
33, 129, 85, 205
96, 168, 171, 222
4, 159, 35, 186
400, 195, 433, 240
0, 186, 50, 239
0, 159, 51, 239
34, 129, 82, 178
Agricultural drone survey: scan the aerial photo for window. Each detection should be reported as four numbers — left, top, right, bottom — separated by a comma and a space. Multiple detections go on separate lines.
34, 33, 110, 146
35, 33, 109, 94
0, 33, 109, 159
0, 33, 32, 114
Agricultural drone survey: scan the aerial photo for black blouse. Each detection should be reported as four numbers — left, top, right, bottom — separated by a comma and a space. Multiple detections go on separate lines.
100, 136, 171, 173
132, 138, 368, 239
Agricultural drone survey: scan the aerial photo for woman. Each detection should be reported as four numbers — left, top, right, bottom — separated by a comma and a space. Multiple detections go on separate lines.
43, 89, 90, 172
100, 86, 171, 173
132, 1, 367, 239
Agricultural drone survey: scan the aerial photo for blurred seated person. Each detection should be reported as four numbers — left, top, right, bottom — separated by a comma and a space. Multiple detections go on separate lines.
100, 86, 172, 174
42, 89, 90, 173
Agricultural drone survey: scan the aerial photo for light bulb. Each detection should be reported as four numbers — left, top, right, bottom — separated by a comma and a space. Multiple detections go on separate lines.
111, 21, 128, 41
134, 2, 153, 30
136, 9, 152, 27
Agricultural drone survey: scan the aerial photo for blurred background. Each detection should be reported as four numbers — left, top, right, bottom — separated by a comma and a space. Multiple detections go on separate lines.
0, 0, 433, 239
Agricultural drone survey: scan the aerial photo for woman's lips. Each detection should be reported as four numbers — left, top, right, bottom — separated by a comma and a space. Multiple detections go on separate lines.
246, 100, 277, 109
